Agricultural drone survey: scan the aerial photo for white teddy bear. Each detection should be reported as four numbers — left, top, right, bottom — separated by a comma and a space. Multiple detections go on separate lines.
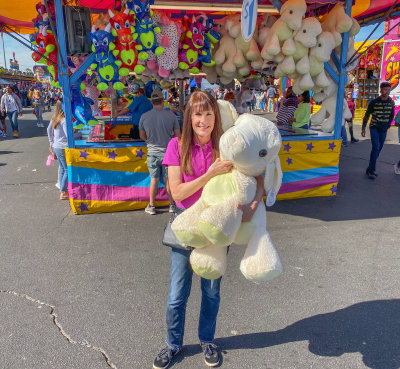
311, 76, 352, 132
261, 0, 307, 58
171, 101, 283, 282
321, 3, 353, 46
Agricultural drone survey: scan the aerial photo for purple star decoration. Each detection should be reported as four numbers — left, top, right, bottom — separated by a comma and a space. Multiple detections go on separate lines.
286, 157, 293, 165
283, 143, 291, 152
330, 185, 337, 194
108, 150, 118, 160
306, 143, 314, 152
328, 142, 336, 151
80, 151, 89, 159
136, 148, 144, 158
78, 203, 89, 212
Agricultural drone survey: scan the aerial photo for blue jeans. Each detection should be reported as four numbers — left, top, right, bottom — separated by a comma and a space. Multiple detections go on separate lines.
6, 110, 18, 132
53, 148, 68, 192
166, 248, 221, 351
34, 106, 43, 125
341, 124, 348, 144
368, 126, 387, 172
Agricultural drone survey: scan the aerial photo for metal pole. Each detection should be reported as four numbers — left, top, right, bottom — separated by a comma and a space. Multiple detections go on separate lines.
54, 0, 75, 148
334, 0, 352, 140
1, 32, 6, 69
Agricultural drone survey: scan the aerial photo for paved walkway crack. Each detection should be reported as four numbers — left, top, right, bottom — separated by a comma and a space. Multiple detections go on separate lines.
0, 290, 118, 369
0, 180, 56, 186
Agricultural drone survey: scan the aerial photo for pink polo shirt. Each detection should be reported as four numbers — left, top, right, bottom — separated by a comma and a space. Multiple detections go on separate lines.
162, 137, 213, 209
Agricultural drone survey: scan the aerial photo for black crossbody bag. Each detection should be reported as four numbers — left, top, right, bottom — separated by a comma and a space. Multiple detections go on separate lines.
162, 206, 194, 251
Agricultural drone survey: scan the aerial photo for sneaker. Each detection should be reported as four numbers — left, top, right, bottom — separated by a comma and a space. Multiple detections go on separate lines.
55, 182, 60, 189
169, 204, 176, 213
145, 204, 156, 215
13, 130, 19, 138
2, 132, 7, 137
201, 342, 220, 367
342, 142, 348, 147
60, 192, 69, 200
40, 123, 45, 127
365, 169, 376, 180
351, 138, 359, 143
153, 347, 181, 369
394, 164, 400, 175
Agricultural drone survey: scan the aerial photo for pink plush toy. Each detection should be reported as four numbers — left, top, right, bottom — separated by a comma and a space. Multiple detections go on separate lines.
178, 15, 206, 74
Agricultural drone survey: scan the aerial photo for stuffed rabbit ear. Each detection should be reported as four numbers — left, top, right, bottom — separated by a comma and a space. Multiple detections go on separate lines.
264, 156, 282, 207
217, 100, 239, 132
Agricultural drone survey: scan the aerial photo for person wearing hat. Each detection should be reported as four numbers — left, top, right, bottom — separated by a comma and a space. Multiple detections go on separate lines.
139, 90, 181, 215
115, 88, 153, 133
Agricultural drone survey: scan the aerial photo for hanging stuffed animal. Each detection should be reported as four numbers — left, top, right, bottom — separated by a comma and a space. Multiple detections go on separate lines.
178, 15, 206, 74
31, 25, 58, 87
108, 8, 145, 76
71, 84, 100, 129
198, 14, 220, 67
133, 16, 165, 70
152, 14, 183, 78
88, 24, 125, 91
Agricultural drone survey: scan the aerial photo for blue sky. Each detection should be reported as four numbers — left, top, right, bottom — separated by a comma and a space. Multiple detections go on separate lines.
0, 22, 386, 72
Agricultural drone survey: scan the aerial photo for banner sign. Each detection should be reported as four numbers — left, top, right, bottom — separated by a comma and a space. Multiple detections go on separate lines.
241, 0, 258, 42
380, 40, 400, 94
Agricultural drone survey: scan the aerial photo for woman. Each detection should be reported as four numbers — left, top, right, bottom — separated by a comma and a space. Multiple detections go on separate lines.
276, 86, 298, 126
154, 91, 264, 369
345, 92, 358, 143
0, 86, 23, 138
289, 91, 311, 130
0, 89, 6, 137
32, 89, 45, 127
223, 91, 235, 105
47, 100, 69, 200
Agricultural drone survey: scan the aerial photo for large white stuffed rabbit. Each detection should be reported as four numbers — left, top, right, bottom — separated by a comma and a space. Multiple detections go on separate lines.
172, 102, 283, 282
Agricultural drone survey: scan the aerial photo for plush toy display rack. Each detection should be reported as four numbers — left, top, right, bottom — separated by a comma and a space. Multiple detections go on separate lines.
2, 0, 395, 215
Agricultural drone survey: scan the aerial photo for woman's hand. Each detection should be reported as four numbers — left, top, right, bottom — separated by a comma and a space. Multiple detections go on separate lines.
237, 201, 259, 222
207, 158, 233, 178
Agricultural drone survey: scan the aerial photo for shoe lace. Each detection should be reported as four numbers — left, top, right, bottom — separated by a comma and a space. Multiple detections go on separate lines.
157, 347, 172, 360
202, 343, 217, 357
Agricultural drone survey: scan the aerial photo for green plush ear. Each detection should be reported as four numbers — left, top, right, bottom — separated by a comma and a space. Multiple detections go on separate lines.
91, 45, 96, 52
109, 42, 116, 51
111, 29, 117, 37
90, 63, 98, 69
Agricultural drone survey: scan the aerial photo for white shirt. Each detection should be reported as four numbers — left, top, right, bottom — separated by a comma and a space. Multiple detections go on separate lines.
5, 94, 17, 112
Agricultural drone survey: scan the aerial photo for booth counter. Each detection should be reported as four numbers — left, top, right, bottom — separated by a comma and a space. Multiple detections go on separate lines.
66, 130, 342, 215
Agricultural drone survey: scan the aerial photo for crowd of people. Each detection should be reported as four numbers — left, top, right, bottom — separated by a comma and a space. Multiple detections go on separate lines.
0, 85, 63, 137
1, 79, 400, 367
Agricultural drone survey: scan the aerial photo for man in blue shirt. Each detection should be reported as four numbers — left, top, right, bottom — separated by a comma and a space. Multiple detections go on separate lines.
115, 88, 153, 125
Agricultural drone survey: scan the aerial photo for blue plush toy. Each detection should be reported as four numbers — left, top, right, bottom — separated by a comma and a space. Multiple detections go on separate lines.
87, 24, 125, 91
145, 80, 162, 98
133, 16, 164, 61
71, 84, 99, 129
126, 0, 152, 23
199, 16, 220, 67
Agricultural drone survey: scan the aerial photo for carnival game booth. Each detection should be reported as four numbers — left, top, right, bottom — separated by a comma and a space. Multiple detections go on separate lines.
1, 0, 399, 214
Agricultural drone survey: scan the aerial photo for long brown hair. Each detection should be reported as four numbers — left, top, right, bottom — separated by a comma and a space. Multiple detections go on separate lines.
52, 100, 65, 129
180, 91, 223, 175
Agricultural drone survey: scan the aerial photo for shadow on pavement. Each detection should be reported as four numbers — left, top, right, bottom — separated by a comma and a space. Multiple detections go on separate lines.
0, 151, 22, 155
271, 141, 400, 221
181, 300, 400, 369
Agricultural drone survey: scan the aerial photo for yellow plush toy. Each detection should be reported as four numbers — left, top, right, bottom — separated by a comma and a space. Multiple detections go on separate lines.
171, 101, 283, 282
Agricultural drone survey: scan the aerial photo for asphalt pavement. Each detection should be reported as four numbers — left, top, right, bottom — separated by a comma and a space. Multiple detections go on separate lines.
0, 108, 399, 369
